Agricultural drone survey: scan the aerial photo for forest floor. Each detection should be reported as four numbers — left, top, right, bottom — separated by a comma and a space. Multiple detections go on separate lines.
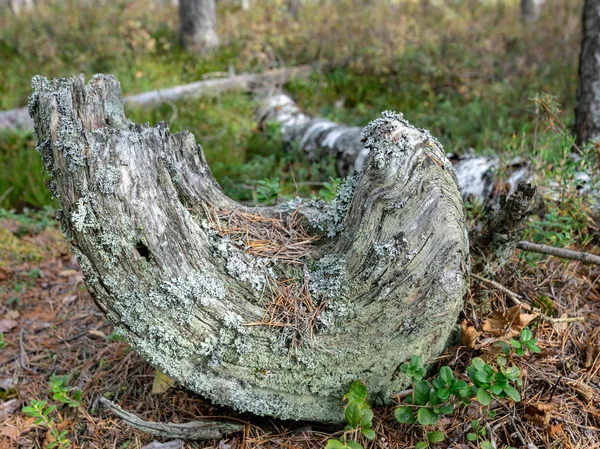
0, 1, 599, 448
0, 210, 598, 449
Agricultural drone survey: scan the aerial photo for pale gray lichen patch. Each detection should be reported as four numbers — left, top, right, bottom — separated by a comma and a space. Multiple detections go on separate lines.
95, 166, 121, 194
279, 197, 304, 213
71, 196, 98, 233
148, 271, 226, 321
308, 254, 352, 329
309, 254, 346, 298
225, 254, 268, 291
98, 230, 126, 268
308, 171, 361, 238
361, 111, 436, 170
210, 233, 270, 291
373, 235, 408, 260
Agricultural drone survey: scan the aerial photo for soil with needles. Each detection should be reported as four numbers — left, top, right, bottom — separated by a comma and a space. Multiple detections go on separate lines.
0, 217, 599, 449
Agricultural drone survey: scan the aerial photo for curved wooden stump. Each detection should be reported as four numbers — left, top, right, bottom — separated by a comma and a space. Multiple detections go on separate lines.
30, 75, 469, 422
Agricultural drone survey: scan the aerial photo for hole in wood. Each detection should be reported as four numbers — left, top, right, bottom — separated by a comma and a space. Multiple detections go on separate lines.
135, 241, 150, 260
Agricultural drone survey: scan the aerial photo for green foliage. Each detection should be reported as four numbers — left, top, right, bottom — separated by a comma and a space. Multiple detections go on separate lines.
467, 357, 522, 403
0, 206, 56, 235
0, 0, 584, 211
319, 177, 342, 202
0, 130, 54, 210
509, 328, 541, 357
400, 355, 426, 382
325, 381, 376, 449
21, 374, 83, 447
0, 332, 6, 350
256, 177, 280, 205
49, 375, 83, 408
467, 419, 486, 442
394, 352, 530, 447
22, 400, 70, 449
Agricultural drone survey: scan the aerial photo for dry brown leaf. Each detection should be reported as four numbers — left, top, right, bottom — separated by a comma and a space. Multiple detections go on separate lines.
88, 329, 106, 339
5, 310, 19, 320
152, 370, 175, 395
567, 380, 594, 403
61, 294, 78, 305
0, 319, 18, 333
0, 267, 9, 281
482, 305, 538, 338
548, 424, 564, 437
553, 313, 570, 332
0, 424, 19, 441
523, 402, 552, 426
460, 320, 480, 348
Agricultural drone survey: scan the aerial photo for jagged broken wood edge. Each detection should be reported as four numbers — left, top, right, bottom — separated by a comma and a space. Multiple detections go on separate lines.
29, 74, 469, 422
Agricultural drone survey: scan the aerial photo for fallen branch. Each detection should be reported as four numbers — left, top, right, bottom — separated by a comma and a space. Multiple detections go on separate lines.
516, 241, 600, 265
0, 65, 314, 130
256, 93, 530, 200
470, 273, 585, 325
99, 397, 245, 440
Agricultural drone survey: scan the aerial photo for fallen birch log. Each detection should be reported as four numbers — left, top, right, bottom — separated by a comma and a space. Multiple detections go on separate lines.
256, 93, 530, 201
30, 74, 469, 422
0, 66, 313, 131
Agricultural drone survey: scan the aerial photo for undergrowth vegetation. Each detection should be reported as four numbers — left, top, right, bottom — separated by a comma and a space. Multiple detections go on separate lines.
0, 0, 584, 212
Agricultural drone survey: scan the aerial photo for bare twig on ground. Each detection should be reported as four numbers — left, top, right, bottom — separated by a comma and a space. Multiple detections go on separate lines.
516, 241, 600, 265
99, 397, 245, 440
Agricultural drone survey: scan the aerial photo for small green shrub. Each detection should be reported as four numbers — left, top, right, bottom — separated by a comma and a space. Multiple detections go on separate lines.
21, 374, 83, 448
325, 381, 376, 449
22, 400, 71, 449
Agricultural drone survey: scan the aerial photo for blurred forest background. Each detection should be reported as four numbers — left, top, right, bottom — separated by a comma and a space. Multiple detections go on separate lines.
0, 0, 585, 214
1, 1, 599, 448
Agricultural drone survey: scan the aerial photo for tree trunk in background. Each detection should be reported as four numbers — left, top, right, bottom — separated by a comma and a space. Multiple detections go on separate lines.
520, 0, 544, 22
575, 0, 600, 145
179, 0, 219, 55
30, 74, 469, 422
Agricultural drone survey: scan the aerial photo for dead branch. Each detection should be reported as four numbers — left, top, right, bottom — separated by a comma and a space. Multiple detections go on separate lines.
516, 241, 600, 265
99, 397, 245, 440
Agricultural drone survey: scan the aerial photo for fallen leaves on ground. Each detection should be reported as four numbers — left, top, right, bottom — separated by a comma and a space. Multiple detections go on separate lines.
482, 304, 538, 338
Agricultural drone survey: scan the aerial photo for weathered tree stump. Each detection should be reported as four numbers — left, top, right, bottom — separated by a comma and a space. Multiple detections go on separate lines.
30, 75, 469, 422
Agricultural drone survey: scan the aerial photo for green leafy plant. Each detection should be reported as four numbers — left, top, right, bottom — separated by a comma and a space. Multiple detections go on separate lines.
467, 357, 522, 404
325, 381, 376, 449
318, 177, 341, 202
466, 419, 487, 442
0, 332, 6, 350
509, 328, 541, 357
21, 376, 82, 447
395, 358, 466, 429
256, 177, 280, 205
49, 375, 83, 408
22, 400, 70, 449
394, 354, 526, 447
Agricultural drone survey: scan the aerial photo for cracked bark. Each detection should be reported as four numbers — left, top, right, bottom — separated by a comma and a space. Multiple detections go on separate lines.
30, 74, 469, 422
